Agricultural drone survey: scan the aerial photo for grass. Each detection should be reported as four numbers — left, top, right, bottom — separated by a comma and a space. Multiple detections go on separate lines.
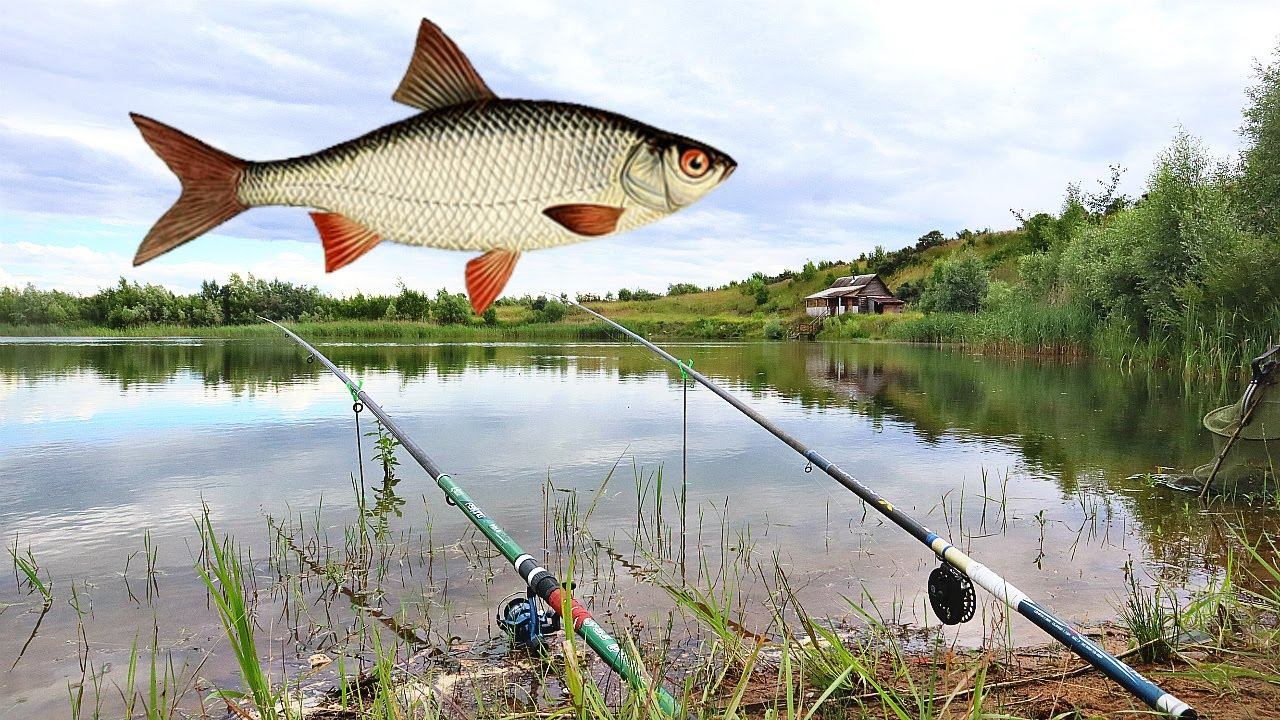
9, 536, 52, 607
196, 507, 282, 719
17, 377, 1280, 720
35, 468, 1280, 720
1116, 569, 1179, 663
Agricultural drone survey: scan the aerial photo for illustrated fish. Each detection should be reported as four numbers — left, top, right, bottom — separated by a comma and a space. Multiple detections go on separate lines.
130, 18, 736, 313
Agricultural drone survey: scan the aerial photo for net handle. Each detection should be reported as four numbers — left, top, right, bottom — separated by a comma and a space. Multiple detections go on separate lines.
1251, 344, 1279, 383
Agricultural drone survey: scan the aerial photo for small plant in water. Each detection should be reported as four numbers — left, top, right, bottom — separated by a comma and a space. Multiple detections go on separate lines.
195, 507, 282, 719
1117, 563, 1178, 663
9, 535, 52, 606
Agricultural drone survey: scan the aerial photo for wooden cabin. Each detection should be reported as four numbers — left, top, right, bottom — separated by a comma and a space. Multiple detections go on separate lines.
803, 274, 905, 317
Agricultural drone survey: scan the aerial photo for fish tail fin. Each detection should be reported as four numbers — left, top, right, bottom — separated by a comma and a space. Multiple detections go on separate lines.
129, 113, 249, 266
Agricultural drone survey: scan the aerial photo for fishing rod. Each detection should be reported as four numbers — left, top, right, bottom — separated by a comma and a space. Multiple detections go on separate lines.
564, 299, 1197, 720
262, 318, 682, 718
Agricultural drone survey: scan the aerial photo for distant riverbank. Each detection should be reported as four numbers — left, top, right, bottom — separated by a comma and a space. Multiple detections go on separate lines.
0, 315, 769, 341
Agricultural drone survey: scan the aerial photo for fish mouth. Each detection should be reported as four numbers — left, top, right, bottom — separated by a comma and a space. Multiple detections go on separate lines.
721, 160, 737, 180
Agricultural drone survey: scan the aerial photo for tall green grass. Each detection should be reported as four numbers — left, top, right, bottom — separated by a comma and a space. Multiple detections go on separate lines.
195, 508, 282, 719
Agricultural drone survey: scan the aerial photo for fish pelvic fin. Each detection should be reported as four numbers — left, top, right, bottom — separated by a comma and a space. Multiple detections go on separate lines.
393, 19, 496, 111
129, 113, 249, 266
465, 249, 520, 315
310, 213, 384, 272
543, 204, 624, 237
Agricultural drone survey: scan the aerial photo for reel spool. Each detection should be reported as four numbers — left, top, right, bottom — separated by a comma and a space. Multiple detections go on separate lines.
928, 564, 976, 625
496, 588, 561, 653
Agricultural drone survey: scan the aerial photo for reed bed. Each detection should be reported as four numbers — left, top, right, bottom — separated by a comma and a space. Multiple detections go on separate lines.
10, 431, 1279, 719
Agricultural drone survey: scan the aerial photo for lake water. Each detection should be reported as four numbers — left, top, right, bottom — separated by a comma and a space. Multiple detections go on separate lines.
1, 337, 1274, 716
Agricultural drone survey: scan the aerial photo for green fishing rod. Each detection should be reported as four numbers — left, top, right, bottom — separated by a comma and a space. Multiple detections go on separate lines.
564, 299, 1196, 720
263, 319, 682, 718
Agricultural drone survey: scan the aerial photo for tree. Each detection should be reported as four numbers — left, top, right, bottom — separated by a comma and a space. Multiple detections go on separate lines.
916, 252, 989, 313
739, 273, 768, 306
1023, 213, 1057, 250
1238, 43, 1280, 234
799, 260, 818, 281
433, 289, 470, 324
617, 288, 633, 301
667, 282, 701, 296
915, 230, 946, 250
867, 245, 887, 273
530, 296, 567, 322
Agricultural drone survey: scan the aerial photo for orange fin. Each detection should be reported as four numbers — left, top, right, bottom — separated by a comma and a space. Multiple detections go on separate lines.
310, 213, 383, 272
465, 249, 520, 314
129, 113, 248, 265
392, 19, 496, 111
543, 204, 624, 237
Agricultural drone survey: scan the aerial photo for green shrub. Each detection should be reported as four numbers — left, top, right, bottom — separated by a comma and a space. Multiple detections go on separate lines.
530, 296, 568, 323
1238, 43, 1280, 234
917, 251, 989, 313
763, 317, 786, 340
432, 289, 471, 325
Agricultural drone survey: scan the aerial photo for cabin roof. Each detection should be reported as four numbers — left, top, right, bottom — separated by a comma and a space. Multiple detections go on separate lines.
804, 273, 898, 301
830, 273, 877, 288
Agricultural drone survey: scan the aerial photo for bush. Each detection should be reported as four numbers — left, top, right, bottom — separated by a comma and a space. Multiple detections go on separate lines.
1023, 213, 1057, 250
916, 251, 989, 313
530, 296, 568, 323
763, 317, 786, 340
799, 260, 818, 281
482, 306, 498, 325
667, 282, 701, 296
1238, 44, 1280, 234
740, 273, 769, 306
1018, 250, 1060, 299
433, 289, 471, 325
1059, 132, 1238, 334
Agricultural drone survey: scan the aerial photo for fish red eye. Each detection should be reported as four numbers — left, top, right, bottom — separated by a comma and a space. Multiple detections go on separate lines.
679, 148, 710, 178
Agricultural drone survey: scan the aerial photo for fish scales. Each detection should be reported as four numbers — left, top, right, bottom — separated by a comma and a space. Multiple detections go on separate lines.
238, 101, 662, 252
129, 18, 733, 313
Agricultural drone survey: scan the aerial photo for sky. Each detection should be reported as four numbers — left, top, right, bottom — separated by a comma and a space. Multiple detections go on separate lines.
3, 1, 1280, 298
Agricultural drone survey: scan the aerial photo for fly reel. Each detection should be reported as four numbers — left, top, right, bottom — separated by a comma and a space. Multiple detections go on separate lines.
497, 588, 561, 653
928, 564, 976, 625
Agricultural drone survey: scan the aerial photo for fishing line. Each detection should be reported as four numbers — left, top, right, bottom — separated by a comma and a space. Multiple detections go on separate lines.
563, 298, 1196, 720
265, 318, 684, 718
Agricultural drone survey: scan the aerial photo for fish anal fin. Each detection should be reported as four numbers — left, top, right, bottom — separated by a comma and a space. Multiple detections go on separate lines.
465, 249, 520, 314
392, 18, 496, 111
543, 204, 624, 237
310, 212, 383, 272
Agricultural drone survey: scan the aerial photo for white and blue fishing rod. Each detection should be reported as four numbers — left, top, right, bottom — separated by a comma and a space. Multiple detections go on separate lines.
566, 297, 1196, 720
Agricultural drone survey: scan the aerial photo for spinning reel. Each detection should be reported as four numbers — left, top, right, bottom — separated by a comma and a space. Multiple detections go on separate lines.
496, 588, 562, 653
927, 564, 976, 625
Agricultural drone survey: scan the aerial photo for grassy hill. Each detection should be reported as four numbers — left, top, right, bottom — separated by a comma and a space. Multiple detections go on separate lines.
565, 228, 1031, 338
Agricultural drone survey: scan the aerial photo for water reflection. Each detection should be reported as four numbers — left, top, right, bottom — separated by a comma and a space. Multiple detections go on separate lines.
0, 337, 1274, 717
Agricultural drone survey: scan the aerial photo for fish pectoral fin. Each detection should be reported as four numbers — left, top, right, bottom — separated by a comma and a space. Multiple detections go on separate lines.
543, 204, 624, 237
465, 249, 521, 315
311, 212, 384, 272
392, 18, 497, 111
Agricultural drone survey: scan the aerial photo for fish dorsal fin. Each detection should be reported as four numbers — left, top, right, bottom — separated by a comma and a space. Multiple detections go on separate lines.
392, 18, 496, 111
465, 249, 521, 314
543, 204, 625, 237
311, 212, 383, 272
